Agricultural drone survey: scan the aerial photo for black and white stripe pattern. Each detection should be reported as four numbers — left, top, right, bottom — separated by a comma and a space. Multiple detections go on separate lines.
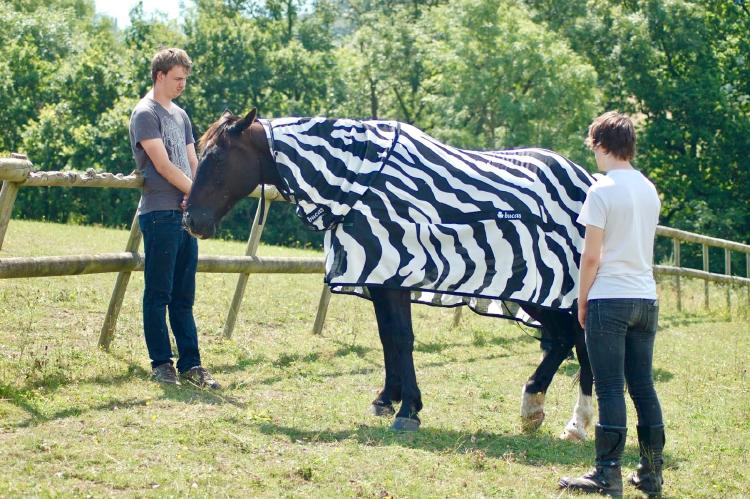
263, 117, 595, 323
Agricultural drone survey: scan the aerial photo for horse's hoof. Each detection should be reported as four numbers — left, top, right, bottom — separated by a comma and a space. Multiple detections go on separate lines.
521, 410, 545, 432
560, 426, 586, 442
369, 402, 395, 417
390, 417, 420, 432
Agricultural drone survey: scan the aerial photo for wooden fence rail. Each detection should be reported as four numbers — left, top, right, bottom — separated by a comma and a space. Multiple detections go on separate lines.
0, 253, 324, 278
0, 156, 332, 349
655, 226, 750, 313
1, 156, 748, 351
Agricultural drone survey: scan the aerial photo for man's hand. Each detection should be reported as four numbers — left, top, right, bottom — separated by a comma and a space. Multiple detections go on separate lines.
180, 194, 189, 212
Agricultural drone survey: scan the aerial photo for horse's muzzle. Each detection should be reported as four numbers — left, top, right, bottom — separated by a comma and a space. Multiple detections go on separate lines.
182, 209, 215, 239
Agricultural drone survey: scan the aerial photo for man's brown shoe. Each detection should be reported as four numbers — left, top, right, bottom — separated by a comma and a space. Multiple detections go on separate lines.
180, 366, 221, 390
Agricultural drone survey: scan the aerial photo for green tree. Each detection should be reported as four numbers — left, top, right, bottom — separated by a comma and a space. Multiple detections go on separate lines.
0, 2, 75, 152
425, 0, 600, 164
333, 5, 438, 127
526, 0, 750, 247
178, 0, 340, 246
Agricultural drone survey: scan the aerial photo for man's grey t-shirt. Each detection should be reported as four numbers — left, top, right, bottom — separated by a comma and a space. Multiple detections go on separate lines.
129, 96, 195, 214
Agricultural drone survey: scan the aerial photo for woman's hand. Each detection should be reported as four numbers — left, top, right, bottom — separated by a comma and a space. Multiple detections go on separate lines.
578, 302, 587, 329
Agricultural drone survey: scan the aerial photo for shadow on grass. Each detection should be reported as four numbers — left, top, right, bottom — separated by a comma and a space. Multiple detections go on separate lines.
415, 332, 531, 354
158, 382, 247, 408
333, 343, 374, 358
209, 354, 267, 374
0, 384, 155, 429
0, 332, 559, 429
255, 421, 599, 466
273, 352, 322, 367
3, 383, 246, 429
652, 367, 674, 382
255, 421, 676, 469
238, 329, 537, 387
250, 348, 519, 388
1, 355, 246, 428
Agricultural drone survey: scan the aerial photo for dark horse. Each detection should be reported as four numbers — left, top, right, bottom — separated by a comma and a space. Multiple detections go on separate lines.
184, 109, 594, 437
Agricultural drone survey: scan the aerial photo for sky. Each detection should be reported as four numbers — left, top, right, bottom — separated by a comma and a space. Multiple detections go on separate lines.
93, 0, 185, 28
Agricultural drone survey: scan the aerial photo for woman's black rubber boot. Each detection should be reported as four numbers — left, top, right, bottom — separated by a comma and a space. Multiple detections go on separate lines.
628, 424, 665, 497
559, 424, 627, 497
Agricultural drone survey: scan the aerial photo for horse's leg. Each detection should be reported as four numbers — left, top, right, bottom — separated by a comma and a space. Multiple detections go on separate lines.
368, 288, 402, 417
560, 322, 595, 441
539, 326, 554, 360
519, 305, 574, 432
369, 287, 422, 431
521, 333, 573, 432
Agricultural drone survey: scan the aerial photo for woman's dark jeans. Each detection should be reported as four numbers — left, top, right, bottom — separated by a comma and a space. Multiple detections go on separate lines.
139, 210, 200, 373
585, 298, 663, 428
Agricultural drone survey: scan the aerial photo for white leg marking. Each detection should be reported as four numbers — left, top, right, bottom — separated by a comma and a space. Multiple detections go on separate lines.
560, 387, 594, 441
520, 385, 546, 432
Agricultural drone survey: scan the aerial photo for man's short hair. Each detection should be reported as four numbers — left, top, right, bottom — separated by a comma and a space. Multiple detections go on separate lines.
151, 48, 192, 83
586, 111, 636, 161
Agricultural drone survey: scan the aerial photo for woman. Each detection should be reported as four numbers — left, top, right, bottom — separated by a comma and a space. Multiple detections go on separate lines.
559, 112, 665, 497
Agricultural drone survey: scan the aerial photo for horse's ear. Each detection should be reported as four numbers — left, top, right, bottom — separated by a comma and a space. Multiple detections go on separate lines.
228, 108, 257, 135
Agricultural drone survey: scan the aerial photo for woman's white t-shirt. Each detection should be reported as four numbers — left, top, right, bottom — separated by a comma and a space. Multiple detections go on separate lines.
577, 169, 661, 300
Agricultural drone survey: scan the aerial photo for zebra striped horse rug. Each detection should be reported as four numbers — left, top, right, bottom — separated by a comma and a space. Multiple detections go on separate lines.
260, 117, 595, 324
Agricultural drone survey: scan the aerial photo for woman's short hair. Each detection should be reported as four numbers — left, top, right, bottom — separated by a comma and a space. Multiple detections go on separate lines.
151, 48, 192, 83
586, 111, 636, 161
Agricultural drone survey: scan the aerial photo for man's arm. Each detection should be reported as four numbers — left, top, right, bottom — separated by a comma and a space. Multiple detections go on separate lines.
186, 143, 199, 179
578, 225, 604, 328
140, 138, 193, 194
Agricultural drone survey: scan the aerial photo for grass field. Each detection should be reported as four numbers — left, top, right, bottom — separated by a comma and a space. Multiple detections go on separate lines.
0, 220, 748, 497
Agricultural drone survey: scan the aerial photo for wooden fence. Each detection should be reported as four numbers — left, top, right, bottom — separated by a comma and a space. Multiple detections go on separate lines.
0, 155, 329, 350
1, 155, 748, 350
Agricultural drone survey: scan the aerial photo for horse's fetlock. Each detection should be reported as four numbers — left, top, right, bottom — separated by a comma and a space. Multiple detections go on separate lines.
520, 387, 546, 432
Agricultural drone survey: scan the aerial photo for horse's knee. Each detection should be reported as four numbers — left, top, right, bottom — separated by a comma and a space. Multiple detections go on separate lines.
526, 340, 570, 393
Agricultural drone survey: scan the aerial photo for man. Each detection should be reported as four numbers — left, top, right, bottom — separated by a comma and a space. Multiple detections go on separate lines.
128, 47, 219, 389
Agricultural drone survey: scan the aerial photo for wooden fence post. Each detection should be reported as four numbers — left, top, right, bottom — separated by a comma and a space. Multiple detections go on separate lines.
0, 155, 32, 251
702, 244, 709, 310
312, 285, 332, 335
0, 181, 20, 251
674, 239, 681, 312
452, 307, 463, 328
725, 249, 731, 315
98, 211, 142, 350
223, 199, 271, 339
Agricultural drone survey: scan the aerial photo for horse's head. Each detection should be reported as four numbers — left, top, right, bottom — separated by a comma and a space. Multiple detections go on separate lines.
184, 108, 273, 238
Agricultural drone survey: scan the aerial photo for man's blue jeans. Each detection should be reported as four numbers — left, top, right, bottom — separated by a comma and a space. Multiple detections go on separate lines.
585, 298, 663, 428
139, 210, 201, 372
